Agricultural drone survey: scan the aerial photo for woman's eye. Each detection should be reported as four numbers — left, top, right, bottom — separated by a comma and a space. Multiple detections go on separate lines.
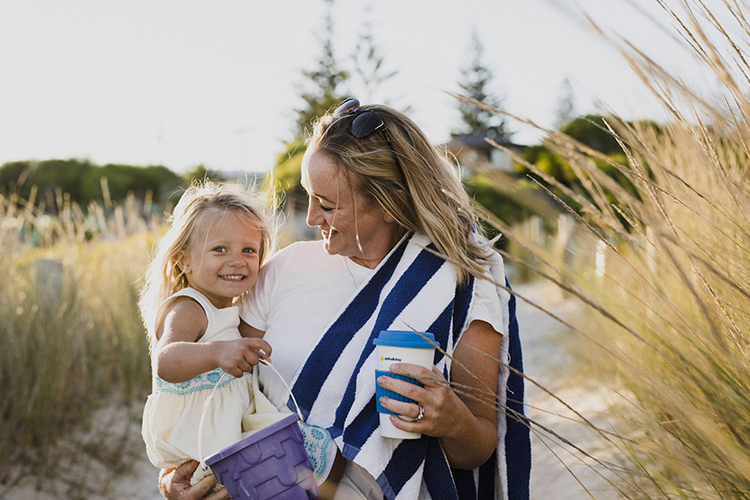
319, 204, 334, 212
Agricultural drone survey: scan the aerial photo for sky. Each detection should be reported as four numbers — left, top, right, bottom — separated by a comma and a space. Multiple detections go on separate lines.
0, 0, 723, 175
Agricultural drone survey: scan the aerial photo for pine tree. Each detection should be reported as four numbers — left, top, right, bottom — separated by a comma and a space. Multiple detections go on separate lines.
455, 30, 510, 139
554, 77, 577, 129
293, 0, 349, 140
350, 5, 398, 104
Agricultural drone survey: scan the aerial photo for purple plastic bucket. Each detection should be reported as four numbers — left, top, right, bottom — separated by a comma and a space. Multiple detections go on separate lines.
205, 413, 319, 500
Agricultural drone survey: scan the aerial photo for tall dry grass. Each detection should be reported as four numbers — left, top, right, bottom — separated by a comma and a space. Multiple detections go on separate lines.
473, 1, 750, 498
0, 190, 159, 488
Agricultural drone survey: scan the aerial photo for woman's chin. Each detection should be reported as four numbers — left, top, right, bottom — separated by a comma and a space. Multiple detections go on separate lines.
322, 233, 338, 253
322, 239, 337, 255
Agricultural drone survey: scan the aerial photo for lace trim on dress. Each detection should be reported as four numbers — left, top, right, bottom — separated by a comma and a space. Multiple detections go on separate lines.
153, 367, 236, 395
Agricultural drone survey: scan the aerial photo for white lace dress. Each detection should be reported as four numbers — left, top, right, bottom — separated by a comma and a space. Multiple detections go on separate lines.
141, 287, 282, 482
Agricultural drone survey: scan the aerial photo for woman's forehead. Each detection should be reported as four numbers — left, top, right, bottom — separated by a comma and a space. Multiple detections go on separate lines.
302, 151, 351, 200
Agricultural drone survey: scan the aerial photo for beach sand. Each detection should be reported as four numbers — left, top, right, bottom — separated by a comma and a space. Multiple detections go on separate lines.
518, 281, 622, 500
2, 280, 620, 500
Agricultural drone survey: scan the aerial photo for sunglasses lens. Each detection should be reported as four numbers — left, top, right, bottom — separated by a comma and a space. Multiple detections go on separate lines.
333, 98, 360, 119
350, 111, 385, 138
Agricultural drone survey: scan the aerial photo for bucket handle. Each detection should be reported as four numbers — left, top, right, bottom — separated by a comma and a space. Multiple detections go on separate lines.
198, 359, 304, 471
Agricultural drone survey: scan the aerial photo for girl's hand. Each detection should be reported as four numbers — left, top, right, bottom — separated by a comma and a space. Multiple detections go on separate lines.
213, 337, 272, 378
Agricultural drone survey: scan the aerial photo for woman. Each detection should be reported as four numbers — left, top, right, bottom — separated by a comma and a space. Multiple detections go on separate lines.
160, 99, 530, 500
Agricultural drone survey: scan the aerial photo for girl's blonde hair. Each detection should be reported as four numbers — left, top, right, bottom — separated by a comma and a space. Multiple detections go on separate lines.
307, 103, 490, 283
138, 180, 273, 341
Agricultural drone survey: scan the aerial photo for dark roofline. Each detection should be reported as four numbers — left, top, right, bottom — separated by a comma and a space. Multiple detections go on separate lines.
446, 132, 524, 151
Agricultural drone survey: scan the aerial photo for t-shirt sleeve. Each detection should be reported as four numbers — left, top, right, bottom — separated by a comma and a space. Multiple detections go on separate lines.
239, 252, 282, 331
464, 267, 509, 338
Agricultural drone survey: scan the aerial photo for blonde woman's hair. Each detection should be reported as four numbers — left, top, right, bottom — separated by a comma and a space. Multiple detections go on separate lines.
138, 180, 274, 343
307, 103, 490, 283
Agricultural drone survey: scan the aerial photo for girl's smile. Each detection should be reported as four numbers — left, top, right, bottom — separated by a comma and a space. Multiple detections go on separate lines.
177, 213, 262, 308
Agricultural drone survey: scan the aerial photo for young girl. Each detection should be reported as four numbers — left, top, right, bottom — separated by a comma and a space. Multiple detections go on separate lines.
139, 180, 283, 484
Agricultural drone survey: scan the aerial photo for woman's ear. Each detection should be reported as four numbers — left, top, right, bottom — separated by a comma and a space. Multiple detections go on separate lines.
382, 189, 407, 223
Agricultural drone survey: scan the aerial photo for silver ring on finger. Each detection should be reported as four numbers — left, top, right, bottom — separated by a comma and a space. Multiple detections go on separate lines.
415, 403, 425, 421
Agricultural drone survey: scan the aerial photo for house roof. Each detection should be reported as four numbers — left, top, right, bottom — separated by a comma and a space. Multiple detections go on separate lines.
446, 132, 523, 152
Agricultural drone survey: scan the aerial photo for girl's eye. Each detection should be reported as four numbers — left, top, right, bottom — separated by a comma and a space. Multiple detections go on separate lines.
213, 247, 227, 253
243, 248, 256, 254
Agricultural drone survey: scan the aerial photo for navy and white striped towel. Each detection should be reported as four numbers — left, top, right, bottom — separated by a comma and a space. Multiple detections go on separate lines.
288, 232, 530, 499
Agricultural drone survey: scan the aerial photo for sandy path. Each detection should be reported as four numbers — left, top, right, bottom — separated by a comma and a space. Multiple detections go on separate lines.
2, 280, 620, 500
517, 281, 621, 500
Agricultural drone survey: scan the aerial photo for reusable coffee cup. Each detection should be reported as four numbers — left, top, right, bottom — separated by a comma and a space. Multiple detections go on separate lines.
372, 330, 436, 439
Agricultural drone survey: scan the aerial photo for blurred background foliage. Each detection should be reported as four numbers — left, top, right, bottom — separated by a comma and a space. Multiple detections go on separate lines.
0, 111, 632, 235
6, 0, 740, 498
0, 111, 644, 252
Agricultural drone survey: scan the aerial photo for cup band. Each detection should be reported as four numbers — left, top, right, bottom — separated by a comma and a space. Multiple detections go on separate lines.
375, 369, 423, 414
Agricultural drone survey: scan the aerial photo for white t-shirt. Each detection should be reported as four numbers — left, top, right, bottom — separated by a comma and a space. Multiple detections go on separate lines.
240, 239, 506, 407
239, 238, 506, 499
240, 240, 372, 407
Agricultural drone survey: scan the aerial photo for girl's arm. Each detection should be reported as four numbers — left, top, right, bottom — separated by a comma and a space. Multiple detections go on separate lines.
156, 299, 272, 383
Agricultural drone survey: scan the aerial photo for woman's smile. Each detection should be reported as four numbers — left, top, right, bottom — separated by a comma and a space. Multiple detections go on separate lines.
301, 151, 401, 268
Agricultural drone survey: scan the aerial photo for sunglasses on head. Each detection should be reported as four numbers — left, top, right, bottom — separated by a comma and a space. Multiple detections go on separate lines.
332, 98, 404, 176
333, 97, 387, 138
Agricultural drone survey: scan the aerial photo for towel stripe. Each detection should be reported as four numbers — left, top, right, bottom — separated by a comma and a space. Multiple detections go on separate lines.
453, 469, 476, 500
478, 451, 496, 499
453, 279, 475, 344
342, 394, 379, 450
332, 243, 447, 432
286, 233, 529, 499
291, 235, 411, 418
424, 437, 459, 500
427, 302, 453, 366
503, 282, 530, 500
380, 438, 429, 496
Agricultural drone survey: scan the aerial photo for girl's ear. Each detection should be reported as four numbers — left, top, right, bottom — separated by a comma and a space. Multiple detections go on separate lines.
175, 250, 190, 274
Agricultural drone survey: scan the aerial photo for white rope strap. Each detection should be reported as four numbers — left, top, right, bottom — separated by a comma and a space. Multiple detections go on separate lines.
197, 359, 304, 470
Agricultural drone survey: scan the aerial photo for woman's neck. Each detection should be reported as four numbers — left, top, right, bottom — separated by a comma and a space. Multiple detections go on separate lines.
348, 229, 407, 269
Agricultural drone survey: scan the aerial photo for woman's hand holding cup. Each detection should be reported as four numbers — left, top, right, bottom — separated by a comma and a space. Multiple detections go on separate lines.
373, 330, 436, 439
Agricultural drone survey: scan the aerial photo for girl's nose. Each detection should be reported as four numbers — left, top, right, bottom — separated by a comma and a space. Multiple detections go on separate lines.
228, 250, 244, 266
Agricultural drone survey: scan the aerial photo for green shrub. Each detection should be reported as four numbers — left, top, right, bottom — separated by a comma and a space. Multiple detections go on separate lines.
0, 193, 155, 478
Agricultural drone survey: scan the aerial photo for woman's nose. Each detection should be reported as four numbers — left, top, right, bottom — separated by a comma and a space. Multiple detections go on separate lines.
306, 200, 322, 227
